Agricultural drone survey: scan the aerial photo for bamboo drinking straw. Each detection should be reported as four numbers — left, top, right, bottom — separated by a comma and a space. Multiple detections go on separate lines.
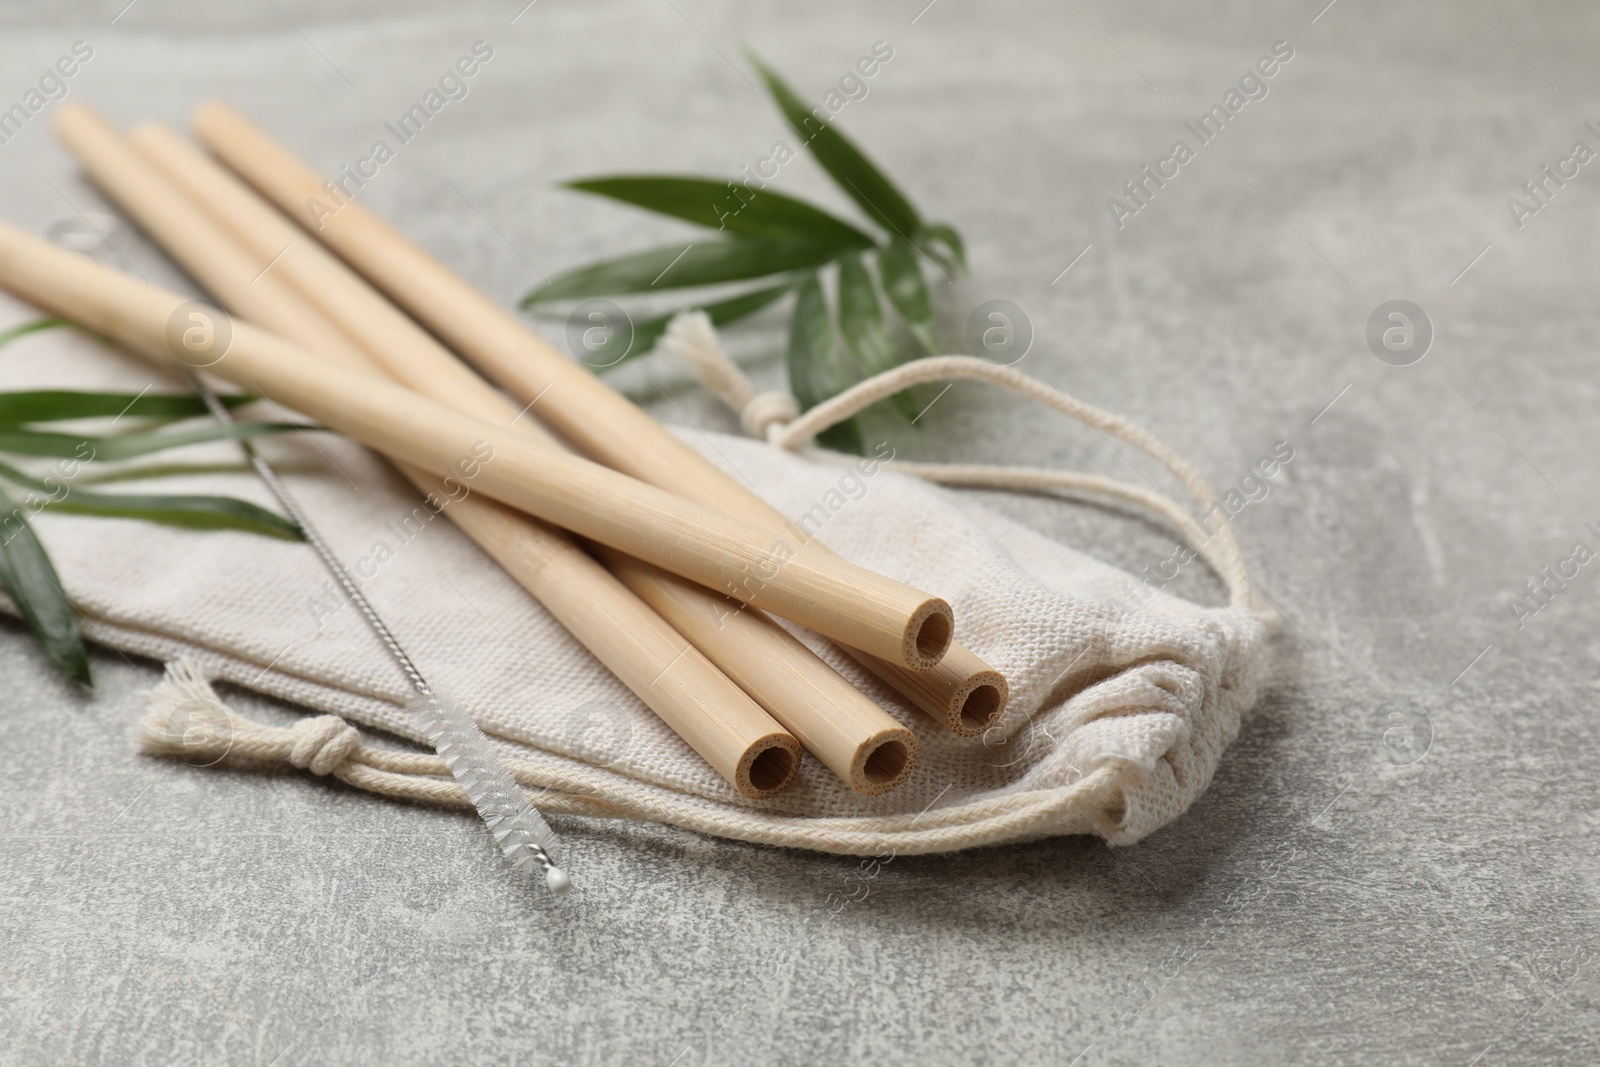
191, 102, 1008, 736
125, 119, 918, 796
0, 213, 953, 668
49, 107, 802, 800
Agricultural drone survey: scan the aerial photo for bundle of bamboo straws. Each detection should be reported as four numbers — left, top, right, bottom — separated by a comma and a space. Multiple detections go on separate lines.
0, 102, 1012, 801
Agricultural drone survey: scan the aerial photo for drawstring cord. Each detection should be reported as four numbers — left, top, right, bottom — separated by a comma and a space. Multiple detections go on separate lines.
660, 311, 1268, 619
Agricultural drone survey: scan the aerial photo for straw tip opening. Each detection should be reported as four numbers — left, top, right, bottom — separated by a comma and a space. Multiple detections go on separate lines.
950, 672, 1008, 737
905, 598, 955, 670
852, 730, 919, 797
738, 734, 802, 799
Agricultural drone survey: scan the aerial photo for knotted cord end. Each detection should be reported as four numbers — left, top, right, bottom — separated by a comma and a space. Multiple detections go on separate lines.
738, 391, 799, 442
286, 715, 361, 776
139, 659, 363, 774
661, 310, 800, 443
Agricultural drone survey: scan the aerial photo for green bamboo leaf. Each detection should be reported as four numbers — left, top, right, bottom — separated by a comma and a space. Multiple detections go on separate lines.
0, 458, 301, 539
0, 421, 311, 462
589, 283, 795, 373
0, 483, 89, 684
53, 494, 303, 538
566, 176, 874, 249
877, 241, 938, 352
750, 54, 923, 240
836, 253, 918, 422
787, 273, 862, 454
0, 390, 254, 424
0, 318, 69, 351
522, 238, 840, 306
75, 461, 254, 486
916, 223, 967, 274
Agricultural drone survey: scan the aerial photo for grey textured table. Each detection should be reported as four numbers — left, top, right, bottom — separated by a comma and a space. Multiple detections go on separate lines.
2, 2, 1597, 1064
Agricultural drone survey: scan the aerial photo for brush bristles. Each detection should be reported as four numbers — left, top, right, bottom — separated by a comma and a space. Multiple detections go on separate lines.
406, 692, 568, 892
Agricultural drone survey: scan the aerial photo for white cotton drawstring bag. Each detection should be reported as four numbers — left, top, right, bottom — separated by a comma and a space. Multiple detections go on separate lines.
1, 297, 1273, 855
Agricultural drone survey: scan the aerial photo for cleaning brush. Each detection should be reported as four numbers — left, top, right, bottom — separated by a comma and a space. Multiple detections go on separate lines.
189, 376, 572, 896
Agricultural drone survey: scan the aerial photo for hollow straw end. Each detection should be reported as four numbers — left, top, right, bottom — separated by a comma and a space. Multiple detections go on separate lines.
949, 667, 1009, 737
734, 732, 803, 799
903, 597, 955, 671
849, 727, 920, 798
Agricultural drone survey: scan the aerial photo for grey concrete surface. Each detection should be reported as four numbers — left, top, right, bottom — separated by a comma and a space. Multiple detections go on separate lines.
2, 1, 1598, 1064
